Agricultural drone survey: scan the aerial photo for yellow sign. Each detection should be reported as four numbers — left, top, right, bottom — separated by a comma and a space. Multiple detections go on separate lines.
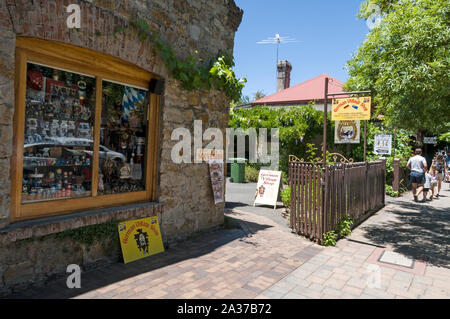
118, 216, 164, 264
331, 97, 371, 121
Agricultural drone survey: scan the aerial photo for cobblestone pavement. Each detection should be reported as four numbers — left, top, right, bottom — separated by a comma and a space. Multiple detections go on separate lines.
8, 187, 450, 299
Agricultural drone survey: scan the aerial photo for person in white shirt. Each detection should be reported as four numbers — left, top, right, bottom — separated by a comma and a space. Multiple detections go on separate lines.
407, 148, 427, 202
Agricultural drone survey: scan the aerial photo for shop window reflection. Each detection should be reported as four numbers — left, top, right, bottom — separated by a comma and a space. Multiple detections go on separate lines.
99, 81, 148, 195
22, 63, 95, 203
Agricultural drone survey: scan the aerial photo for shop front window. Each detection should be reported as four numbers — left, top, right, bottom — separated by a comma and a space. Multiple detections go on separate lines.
22, 63, 96, 203
12, 38, 160, 221
99, 81, 148, 195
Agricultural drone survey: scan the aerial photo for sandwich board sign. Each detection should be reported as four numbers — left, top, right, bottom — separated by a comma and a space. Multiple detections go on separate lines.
253, 170, 282, 210
118, 216, 164, 264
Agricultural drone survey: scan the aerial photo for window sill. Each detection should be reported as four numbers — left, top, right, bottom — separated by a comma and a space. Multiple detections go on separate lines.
0, 201, 164, 245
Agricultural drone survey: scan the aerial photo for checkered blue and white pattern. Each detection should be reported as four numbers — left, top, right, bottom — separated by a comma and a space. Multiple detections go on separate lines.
121, 86, 145, 122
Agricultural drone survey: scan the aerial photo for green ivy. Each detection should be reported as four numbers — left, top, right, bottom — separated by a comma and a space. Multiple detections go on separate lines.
51, 219, 121, 245
114, 19, 246, 101
229, 105, 335, 174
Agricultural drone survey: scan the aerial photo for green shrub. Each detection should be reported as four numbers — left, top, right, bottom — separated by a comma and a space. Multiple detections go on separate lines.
244, 165, 259, 183
385, 184, 400, 197
336, 216, 354, 238
281, 187, 291, 208
323, 231, 338, 246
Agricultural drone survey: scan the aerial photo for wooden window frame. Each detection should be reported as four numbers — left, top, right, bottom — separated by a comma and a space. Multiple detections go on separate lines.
10, 38, 160, 222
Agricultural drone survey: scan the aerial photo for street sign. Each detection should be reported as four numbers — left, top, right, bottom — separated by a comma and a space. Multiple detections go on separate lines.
253, 170, 282, 210
331, 97, 371, 121
334, 120, 360, 144
423, 137, 437, 144
118, 216, 164, 264
374, 134, 392, 155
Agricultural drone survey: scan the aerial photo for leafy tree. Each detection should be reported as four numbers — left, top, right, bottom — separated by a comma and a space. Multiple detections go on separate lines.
253, 90, 266, 101
345, 0, 450, 137
229, 105, 336, 173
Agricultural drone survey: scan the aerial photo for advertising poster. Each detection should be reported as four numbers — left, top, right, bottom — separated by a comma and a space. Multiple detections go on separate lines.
334, 120, 360, 144
253, 170, 282, 209
209, 160, 224, 204
374, 134, 392, 155
331, 97, 371, 121
118, 216, 164, 264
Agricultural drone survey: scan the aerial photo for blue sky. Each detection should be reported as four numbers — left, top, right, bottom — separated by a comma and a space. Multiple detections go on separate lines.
233, 0, 370, 100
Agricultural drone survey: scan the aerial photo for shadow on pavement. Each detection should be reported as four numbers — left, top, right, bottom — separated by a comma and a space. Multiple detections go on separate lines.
360, 199, 450, 268
6, 216, 272, 299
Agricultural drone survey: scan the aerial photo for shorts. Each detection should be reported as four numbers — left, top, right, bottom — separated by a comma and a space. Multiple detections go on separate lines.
423, 188, 430, 192
410, 172, 425, 185
437, 173, 443, 180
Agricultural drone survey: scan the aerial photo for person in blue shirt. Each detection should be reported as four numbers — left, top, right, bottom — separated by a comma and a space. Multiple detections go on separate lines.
445, 150, 450, 184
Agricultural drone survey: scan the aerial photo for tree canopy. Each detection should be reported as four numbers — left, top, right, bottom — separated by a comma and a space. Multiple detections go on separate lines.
345, 0, 450, 136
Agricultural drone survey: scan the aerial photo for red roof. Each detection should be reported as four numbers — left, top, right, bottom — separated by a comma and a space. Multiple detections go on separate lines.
250, 74, 345, 105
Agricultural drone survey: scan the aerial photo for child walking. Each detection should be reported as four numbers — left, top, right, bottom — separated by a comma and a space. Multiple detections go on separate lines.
428, 165, 438, 200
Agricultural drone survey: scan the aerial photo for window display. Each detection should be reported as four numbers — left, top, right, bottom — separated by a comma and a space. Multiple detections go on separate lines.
22, 63, 96, 203
13, 38, 159, 221
99, 81, 148, 195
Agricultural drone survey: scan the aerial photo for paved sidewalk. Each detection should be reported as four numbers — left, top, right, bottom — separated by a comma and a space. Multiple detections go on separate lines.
8, 209, 320, 299
256, 188, 450, 299
7, 187, 450, 299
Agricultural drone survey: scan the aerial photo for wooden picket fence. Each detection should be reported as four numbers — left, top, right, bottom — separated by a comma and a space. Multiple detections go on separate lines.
289, 160, 386, 243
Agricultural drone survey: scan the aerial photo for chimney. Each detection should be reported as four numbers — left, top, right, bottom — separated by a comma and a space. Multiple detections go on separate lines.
277, 60, 292, 92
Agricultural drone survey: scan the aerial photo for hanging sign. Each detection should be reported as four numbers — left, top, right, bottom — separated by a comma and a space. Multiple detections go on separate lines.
334, 120, 360, 144
423, 137, 437, 144
209, 160, 225, 204
253, 170, 282, 210
331, 97, 371, 121
374, 134, 392, 155
118, 216, 164, 264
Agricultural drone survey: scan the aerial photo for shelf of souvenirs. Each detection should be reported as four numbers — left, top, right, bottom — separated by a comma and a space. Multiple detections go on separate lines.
22, 189, 91, 204
23, 156, 91, 169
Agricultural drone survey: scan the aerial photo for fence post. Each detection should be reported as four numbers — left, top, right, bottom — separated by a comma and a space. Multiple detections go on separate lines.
393, 158, 400, 192
380, 157, 387, 205
321, 165, 328, 242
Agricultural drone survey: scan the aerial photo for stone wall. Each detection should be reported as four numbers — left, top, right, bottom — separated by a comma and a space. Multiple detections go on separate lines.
0, 0, 242, 294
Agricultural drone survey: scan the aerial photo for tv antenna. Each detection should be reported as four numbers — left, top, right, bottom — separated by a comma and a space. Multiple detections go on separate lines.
257, 34, 302, 64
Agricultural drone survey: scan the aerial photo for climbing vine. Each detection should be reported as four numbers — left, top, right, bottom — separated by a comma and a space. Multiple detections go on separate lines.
111, 19, 246, 101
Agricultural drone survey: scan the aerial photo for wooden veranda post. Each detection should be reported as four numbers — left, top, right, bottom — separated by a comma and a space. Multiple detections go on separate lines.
323, 77, 329, 165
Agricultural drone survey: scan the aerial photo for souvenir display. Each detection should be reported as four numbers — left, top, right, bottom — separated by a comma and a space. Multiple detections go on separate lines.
98, 81, 148, 195
21, 63, 95, 203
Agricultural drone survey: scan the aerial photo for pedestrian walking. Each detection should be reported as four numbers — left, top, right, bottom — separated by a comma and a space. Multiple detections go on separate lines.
428, 165, 438, 200
433, 154, 445, 197
445, 150, 450, 184
407, 148, 427, 202
421, 168, 432, 201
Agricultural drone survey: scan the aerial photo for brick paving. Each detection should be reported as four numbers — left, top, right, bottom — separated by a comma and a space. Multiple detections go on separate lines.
6, 187, 450, 299
256, 187, 450, 299
8, 208, 321, 299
